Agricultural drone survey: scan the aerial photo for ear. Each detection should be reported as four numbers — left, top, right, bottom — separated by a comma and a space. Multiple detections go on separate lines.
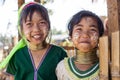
68, 36, 72, 41
103, 18, 108, 36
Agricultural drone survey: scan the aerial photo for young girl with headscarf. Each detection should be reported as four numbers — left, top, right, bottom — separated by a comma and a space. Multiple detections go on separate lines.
0, 2, 67, 80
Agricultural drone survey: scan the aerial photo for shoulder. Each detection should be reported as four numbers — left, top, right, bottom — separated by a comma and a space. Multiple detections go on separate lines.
47, 44, 67, 59
56, 59, 65, 73
56, 58, 71, 79
51, 44, 65, 50
56, 58, 68, 70
12, 46, 28, 58
50, 44, 67, 54
57, 59, 64, 67
16, 46, 27, 53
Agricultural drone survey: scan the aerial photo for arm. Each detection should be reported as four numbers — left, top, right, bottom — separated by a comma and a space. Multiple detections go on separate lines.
56, 60, 67, 80
56, 58, 72, 80
9, 75, 14, 80
56, 61, 63, 80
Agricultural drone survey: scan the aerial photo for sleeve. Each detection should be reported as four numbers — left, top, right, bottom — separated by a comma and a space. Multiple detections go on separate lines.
59, 47, 68, 60
6, 54, 16, 75
56, 58, 71, 80
56, 60, 65, 80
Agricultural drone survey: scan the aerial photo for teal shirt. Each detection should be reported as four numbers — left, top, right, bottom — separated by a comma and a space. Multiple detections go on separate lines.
6, 45, 67, 80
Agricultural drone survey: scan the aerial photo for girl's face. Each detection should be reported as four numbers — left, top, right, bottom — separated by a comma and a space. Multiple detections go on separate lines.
22, 11, 49, 46
71, 17, 99, 52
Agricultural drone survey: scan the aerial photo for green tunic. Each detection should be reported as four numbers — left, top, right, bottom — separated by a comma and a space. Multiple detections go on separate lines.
6, 45, 67, 80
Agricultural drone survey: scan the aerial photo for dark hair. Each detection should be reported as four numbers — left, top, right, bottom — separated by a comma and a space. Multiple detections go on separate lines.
19, 3, 50, 30
68, 10, 104, 37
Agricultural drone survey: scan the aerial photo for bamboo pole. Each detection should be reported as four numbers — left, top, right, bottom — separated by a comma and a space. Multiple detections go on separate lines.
34, 0, 41, 3
18, 0, 25, 9
18, 0, 25, 40
99, 36, 109, 80
111, 31, 120, 80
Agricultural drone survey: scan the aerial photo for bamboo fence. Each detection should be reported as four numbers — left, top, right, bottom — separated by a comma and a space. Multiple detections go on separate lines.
99, 31, 120, 80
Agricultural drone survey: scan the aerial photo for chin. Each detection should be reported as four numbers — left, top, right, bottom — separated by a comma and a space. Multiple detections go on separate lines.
31, 42, 41, 45
34, 40, 42, 44
80, 50, 90, 53
78, 47, 91, 53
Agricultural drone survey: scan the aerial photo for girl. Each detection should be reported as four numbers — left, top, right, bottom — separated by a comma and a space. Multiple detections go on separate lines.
0, 2, 67, 80
56, 10, 104, 80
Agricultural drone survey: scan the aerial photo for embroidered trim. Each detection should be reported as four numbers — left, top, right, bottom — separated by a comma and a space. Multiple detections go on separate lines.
64, 58, 99, 79
69, 57, 99, 77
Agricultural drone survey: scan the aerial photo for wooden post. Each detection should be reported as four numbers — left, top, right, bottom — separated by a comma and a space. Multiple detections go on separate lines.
99, 36, 109, 80
34, 0, 41, 3
18, 0, 25, 40
107, 0, 120, 34
18, 0, 25, 9
18, 0, 41, 9
111, 31, 120, 80
106, 0, 120, 79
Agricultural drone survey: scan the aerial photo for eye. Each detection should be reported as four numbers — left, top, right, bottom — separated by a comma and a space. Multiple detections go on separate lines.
74, 24, 83, 31
89, 28, 98, 35
75, 27, 82, 32
90, 24, 98, 32
90, 28, 97, 32
39, 20, 47, 26
77, 28, 82, 31
25, 22, 32, 28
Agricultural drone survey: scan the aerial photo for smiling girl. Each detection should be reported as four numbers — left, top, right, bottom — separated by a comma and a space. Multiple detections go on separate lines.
0, 2, 67, 80
56, 10, 104, 80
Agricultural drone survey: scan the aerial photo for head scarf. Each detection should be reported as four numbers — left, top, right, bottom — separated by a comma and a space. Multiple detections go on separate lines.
0, 2, 40, 70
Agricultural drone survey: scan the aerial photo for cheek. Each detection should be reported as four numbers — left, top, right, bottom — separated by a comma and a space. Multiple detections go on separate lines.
90, 33, 99, 46
71, 32, 80, 47
72, 32, 80, 40
23, 29, 30, 38
42, 28, 49, 36
91, 35, 98, 41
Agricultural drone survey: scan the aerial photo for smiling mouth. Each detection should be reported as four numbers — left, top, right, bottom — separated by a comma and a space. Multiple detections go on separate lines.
33, 35, 41, 38
80, 41, 90, 43
32, 34, 42, 40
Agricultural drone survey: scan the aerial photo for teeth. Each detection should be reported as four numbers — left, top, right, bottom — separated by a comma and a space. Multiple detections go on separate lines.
33, 35, 40, 38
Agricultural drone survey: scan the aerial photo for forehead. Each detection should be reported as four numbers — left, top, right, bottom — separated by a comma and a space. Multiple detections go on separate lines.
27, 11, 42, 19
80, 16, 98, 23
73, 16, 99, 30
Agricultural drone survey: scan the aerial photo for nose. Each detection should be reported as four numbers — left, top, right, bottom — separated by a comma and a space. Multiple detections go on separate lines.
81, 31, 89, 38
33, 24, 40, 31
